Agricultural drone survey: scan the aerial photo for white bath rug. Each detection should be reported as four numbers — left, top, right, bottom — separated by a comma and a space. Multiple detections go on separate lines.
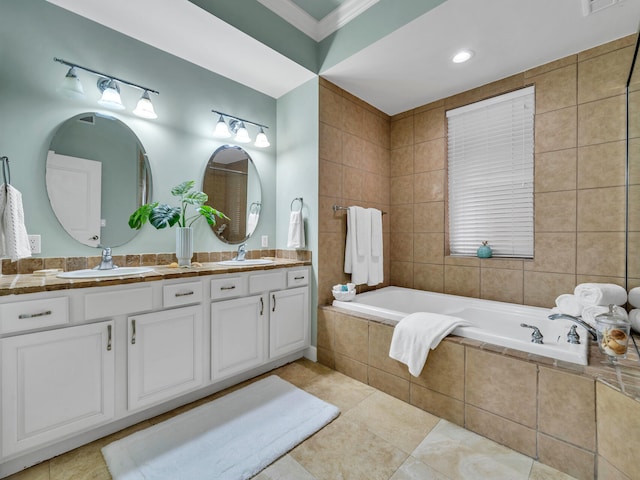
102, 375, 340, 480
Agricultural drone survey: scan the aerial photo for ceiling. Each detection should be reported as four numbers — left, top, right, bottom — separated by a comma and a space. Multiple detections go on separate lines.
46, 0, 640, 116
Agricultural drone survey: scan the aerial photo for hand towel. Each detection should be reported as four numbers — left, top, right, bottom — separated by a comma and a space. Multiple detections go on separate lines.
0, 184, 31, 262
554, 294, 583, 317
286, 211, 305, 249
344, 207, 368, 285
368, 208, 383, 286
246, 212, 259, 236
574, 283, 627, 307
629, 287, 640, 309
629, 309, 640, 334
389, 312, 471, 377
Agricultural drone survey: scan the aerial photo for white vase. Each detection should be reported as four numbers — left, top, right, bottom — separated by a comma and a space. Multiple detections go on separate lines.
175, 227, 193, 267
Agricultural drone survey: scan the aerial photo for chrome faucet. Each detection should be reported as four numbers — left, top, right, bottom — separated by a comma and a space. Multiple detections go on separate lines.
234, 243, 247, 261
94, 247, 118, 270
548, 313, 597, 341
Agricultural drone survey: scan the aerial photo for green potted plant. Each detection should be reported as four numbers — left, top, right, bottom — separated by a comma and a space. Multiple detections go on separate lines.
129, 180, 227, 266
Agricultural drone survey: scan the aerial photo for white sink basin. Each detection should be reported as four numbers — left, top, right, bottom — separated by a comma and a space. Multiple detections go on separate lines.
217, 259, 274, 266
57, 267, 155, 279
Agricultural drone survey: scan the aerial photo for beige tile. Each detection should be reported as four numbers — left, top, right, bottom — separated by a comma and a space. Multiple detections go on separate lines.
343, 166, 364, 202
343, 133, 366, 170
320, 86, 343, 128
319, 160, 343, 199
577, 95, 626, 146
576, 232, 625, 277
465, 405, 537, 458
578, 46, 634, 104
319, 121, 343, 163
6, 462, 50, 480
445, 86, 486, 110
391, 146, 414, 176
343, 98, 365, 138
391, 261, 414, 288
302, 370, 376, 414
537, 433, 595, 480
483, 73, 525, 99
630, 184, 640, 230
410, 384, 464, 426
390, 204, 414, 232
344, 391, 440, 454
317, 308, 336, 351
368, 366, 410, 402
368, 323, 410, 380
414, 170, 444, 203
526, 55, 577, 79
577, 186, 625, 232
334, 314, 368, 363
596, 381, 640, 480
465, 349, 537, 428
413, 233, 444, 264
578, 34, 636, 61
535, 149, 577, 193
523, 271, 576, 307
389, 175, 413, 205
479, 258, 523, 270
389, 457, 450, 480
412, 341, 464, 400
444, 265, 480, 298
538, 367, 596, 451
412, 420, 534, 480
597, 456, 633, 480
391, 116, 415, 149
318, 195, 344, 234
253, 455, 315, 480
291, 416, 407, 480
414, 107, 444, 143
444, 256, 480, 267
391, 233, 414, 262
335, 353, 368, 383
535, 191, 577, 232
629, 232, 640, 278
414, 138, 445, 173
414, 201, 444, 233
413, 263, 444, 293
529, 461, 582, 480
535, 107, 577, 153
577, 141, 626, 189
525, 232, 576, 274
480, 267, 523, 304
531, 64, 577, 114
317, 346, 335, 369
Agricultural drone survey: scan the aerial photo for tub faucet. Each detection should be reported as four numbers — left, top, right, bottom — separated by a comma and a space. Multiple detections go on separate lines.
234, 243, 247, 261
94, 247, 118, 270
548, 313, 597, 341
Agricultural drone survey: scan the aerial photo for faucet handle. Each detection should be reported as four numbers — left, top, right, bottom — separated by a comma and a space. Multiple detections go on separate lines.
521, 323, 544, 344
567, 325, 581, 344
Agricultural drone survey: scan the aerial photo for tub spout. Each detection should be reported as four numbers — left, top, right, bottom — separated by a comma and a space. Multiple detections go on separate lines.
548, 313, 597, 341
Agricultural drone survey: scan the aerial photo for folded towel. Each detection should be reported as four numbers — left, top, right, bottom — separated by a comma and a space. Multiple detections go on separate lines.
286, 211, 305, 249
0, 184, 31, 262
344, 207, 368, 285
629, 309, 640, 334
389, 312, 471, 377
574, 283, 627, 307
629, 287, 640, 309
368, 208, 383, 286
555, 294, 583, 317
355, 207, 371, 257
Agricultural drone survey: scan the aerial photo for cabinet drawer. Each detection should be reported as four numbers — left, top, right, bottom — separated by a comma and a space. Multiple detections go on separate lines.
163, 281, 203, 307
85, 286, 153, 320
0, 297, 69, 334
211, 276, 247, 300
287, 269, 309, 287
249, 271, 285, 294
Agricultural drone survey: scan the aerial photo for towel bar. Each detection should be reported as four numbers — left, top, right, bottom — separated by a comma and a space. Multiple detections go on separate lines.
333, 204, 386, 215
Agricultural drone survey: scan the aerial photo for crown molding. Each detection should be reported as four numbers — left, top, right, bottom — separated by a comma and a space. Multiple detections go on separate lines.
317, 0, 380, 40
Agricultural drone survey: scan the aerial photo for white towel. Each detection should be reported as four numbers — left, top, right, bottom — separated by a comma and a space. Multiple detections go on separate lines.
629, 287, 640, 309
629, 309, 640, 334
344, 207, 368, 285
389, 312, 471, 377
246, 212, 259, 236
368, 208, 383, 286
555, 294, 583, 317
581, 305, 628, 329
0, 184, 31, 262
286, 211, 305, 249
574, 283, 627, 307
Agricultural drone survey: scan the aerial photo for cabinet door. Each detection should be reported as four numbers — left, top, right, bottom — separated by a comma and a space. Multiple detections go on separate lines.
128, 306, 203, 411
1, 322, 115, 457
269, 286, 309, 359
211, 295, 266, 380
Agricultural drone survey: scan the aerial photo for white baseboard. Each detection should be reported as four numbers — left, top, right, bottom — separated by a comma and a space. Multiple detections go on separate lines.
304, 346, 317, 362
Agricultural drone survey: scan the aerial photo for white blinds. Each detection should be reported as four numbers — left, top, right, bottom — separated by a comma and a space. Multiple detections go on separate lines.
447, 86, 535, 258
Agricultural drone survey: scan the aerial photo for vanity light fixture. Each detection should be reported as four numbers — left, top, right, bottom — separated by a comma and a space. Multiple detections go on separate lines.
54, 57, 159, 119
452, 49, 474, 63
211, 110, 270, 148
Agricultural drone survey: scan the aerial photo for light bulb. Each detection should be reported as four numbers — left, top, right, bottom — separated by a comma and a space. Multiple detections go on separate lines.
97, 79, 125, 110
452, 49, 474, 63
213, 115, 231, 138
57, 67, 85, 99
234, 122, 251, 143
133, 90, 157, 119
254, 128, 270, 148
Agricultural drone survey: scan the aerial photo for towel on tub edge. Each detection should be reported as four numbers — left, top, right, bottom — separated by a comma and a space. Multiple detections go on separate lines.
389, 312, 471, 377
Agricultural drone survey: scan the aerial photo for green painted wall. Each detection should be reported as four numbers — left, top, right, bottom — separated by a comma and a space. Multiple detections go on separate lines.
0, 0, 278, 257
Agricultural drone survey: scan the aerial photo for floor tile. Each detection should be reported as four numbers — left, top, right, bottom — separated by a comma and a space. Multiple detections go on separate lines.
389, 456, 452, 479
301, 369, 376, 413
344, 390, 440, 453
253, 455, 316, 480
412, 420, 534, 480
6, 462, 49, 480
529, 461, 579, 480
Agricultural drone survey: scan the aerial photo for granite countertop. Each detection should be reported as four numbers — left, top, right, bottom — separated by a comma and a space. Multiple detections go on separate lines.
0, 258, 311, 296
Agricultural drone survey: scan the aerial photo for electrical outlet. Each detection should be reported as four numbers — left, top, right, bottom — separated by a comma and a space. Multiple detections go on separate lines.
28, 235, 41, 254
261, 235, 268, 247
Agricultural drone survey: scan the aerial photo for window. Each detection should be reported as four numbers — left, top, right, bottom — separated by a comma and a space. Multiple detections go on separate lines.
447, 86, 535, 258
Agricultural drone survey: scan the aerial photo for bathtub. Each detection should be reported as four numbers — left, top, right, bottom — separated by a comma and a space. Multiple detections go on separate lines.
332, 286, 589, 365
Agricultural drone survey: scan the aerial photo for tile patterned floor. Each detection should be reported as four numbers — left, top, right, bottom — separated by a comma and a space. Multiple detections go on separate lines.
7, 359, 576, 480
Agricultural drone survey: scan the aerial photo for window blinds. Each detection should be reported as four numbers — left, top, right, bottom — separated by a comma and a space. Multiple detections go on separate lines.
447, 86, 535, 258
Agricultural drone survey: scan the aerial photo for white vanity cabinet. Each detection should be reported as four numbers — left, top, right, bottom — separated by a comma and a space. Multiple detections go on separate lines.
269, 286, 309, 358
1, 321, 115, 458
127, 305, 203, 410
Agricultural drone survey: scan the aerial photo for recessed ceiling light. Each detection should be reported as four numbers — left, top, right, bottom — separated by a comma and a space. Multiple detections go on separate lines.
452, 49, 474, 63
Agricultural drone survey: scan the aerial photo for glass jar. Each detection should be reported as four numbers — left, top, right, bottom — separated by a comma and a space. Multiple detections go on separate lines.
596, 304, 631, 359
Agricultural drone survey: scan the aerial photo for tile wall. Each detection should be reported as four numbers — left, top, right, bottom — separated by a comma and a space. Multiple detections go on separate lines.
318, 34, 637, 308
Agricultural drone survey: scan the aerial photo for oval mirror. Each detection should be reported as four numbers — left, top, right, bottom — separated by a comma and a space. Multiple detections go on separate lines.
46, 112, 151, 248
203, 145, 262, 244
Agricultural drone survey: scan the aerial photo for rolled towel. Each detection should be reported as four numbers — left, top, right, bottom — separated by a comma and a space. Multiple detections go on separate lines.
574, 283, 627, 307
555, 294, 583, 317
629, 287, 640, 309
629, 309, 640, 334
582, 305, 628, 329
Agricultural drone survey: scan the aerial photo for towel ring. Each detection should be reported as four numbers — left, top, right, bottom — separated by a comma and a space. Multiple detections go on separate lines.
290, 197, 303, 212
